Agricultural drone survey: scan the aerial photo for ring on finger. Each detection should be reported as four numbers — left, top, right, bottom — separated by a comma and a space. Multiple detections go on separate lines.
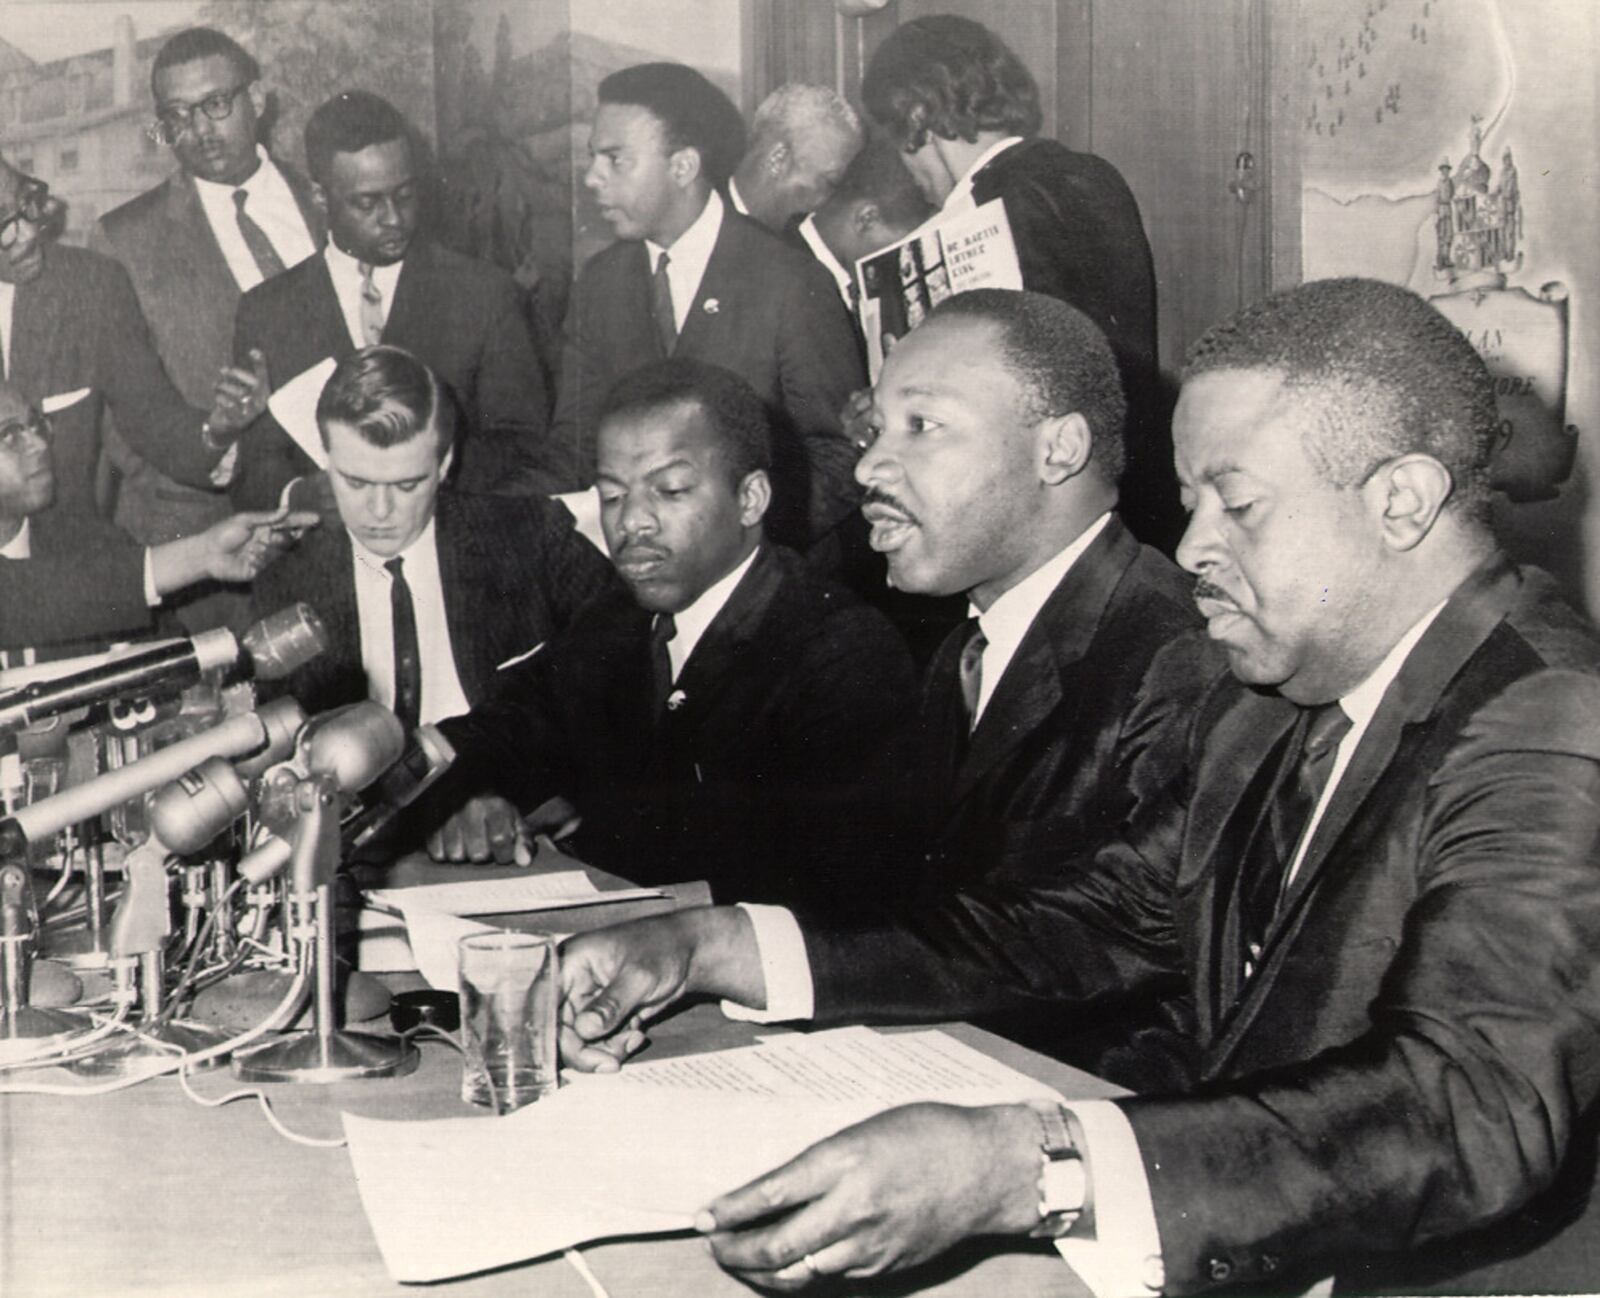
799, 1253, 821, 1278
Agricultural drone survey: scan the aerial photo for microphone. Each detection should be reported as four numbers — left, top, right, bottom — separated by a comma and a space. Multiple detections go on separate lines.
0, 604, 327, 733
341, 725, 456, 851
1, 699, 305, 852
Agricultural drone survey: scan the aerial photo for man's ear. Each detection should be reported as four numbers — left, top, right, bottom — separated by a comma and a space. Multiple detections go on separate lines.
1366, 453, 1453, 551
309, 181, 328, 219
1037, 411, 1093, 485
766, 140, 791, 178
852, 200, 881, 236
737, 469, 772, 528
246, 80, 269, 123
669, 146, 703, 190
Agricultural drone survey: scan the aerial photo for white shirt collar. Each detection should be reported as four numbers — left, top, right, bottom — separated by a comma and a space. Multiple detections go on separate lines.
0, 280, 13, 374
967, 512, 1112, 724
189, 142, 269, 199
0, 517, 31, 559
943, 135, 1025, 214
324, 237, 404, 345
662, 542, 760, 682
1337, 597, 1450, 729
797, 213, 853, 304
727, 176, 750, 216
644, 189, 723, 334
348, 513, 437, 574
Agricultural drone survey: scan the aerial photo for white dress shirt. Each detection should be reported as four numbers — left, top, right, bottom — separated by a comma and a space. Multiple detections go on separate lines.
730, 584, 1455, 1298
644, 189, 724, 335
348, 518, 471, 725
191, 146, 318, 291
940, 135, 1025, 217
796, 213, 853, 306
660, 544, 759, 683
324, 238, 403, 349
0, 280, 13, 376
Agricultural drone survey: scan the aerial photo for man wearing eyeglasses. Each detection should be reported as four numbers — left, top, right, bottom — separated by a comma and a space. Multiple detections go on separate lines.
0, 382, 312, 664
93, 27, 323, 632
0, 156, 263, 541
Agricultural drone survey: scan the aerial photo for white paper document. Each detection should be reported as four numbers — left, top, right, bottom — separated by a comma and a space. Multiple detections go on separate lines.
367, 870, 664, 918
343, 1026, 1062, 1282
266, 357, 338, 468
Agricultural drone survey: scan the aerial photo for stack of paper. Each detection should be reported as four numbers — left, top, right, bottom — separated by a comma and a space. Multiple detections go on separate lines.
343, 1026, 1062, 1282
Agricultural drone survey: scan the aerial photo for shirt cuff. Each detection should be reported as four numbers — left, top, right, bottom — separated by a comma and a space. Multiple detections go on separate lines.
208, 439, 239, 488
720, 903, 815, 1023
1054, 1101, 1165, 1298
142, 548, 161, 607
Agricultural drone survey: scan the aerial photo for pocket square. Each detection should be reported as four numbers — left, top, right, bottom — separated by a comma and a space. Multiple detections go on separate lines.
41, 388, 92, 415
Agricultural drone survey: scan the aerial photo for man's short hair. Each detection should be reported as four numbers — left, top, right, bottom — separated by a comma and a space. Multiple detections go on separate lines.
317, 345, 453, 458
750, 83, 862, 167
1184, 276, 1499, 521
824, 136, 929, 232
930, 290, 1127, 480
150, 27, 259, 97
861, 15, 1043, 149
599, 359, 773, 487
305, 90, 410, 184
598, 63, 747, 187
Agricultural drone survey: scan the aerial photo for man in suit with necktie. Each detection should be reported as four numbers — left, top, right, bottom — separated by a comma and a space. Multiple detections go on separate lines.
0, 157, 266, 534
557, 278, 1600, 1297
95, 26, 323, 630
227, 91, 556, 511
0, 380, 311, 663
249, 346, 613, 728
427, 358, 914, 914
553, 63, 865, 562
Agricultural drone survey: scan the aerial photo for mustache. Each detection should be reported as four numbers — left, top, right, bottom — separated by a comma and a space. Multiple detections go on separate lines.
860, 487, 916, 521
1193, 578, 1237, 607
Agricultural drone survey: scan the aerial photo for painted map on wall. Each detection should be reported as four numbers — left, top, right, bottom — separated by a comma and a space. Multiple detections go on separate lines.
1300, 0, 1586, 504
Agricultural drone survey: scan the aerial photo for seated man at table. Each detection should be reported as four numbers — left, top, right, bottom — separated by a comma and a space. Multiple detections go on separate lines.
249, 345, 614, 727
0, 379, 312, 663
427, 358, 916, 913
557, 279, 1600, 1296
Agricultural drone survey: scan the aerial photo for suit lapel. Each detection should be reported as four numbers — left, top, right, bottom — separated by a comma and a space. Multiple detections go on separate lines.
304, 254, 358, 357
674, 213, 744, 358
435, 494, 491, 703
952, 519, 1139, 806
280, 162, 328, 250
9, 271, 62, 400
383, 239, 432, 350
171, 173, 239, 297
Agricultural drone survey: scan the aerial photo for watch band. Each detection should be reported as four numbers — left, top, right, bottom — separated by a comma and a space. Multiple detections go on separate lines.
1026, 1100, 1086, 1239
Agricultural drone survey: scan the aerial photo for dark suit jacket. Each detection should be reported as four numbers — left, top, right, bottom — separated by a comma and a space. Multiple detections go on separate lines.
972, 138, 1179, 548
93, 163, 323, 546
550, 207, 866, 551
248, 491, 616, 717
8, 245, 221, 523
230, 238, 556, 508
0, 507, 151, 657
807, 558, 1600, 1294
437, 545, 916, 912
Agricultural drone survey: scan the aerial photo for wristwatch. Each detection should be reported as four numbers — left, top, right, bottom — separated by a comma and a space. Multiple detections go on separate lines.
1025, 1100, 1087, 1238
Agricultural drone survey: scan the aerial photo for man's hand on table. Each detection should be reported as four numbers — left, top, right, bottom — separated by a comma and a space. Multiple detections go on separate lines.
427, 794, 532, 865
696, 1103, 1042, 1289
559, 907, 766, 1072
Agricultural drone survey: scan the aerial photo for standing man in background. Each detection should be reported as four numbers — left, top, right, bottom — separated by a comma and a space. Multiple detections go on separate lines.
554, 63, 865, 565
727, 84, 863, 235
95, 26, 322, 630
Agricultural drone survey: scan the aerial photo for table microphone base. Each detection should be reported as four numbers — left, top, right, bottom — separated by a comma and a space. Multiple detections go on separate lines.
68, 1019, 230, 1077
44, 924, 111, 970
0, 1003, 92, 1043
231, 1028, 418, 1083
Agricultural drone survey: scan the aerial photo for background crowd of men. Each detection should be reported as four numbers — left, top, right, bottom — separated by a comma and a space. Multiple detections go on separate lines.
2, 12, 1599, 1297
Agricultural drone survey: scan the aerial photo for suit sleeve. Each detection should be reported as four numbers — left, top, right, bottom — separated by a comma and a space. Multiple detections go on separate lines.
773, 261, 867, 545
548, 273, 607, 486
534, 500, 621, 629
433, 644, 570, 813
0, 521, 151, 648
1119, 670, 1600, 1293
464, 276, 568, 496
89, 257, 223, 491
229, 296, 317, 510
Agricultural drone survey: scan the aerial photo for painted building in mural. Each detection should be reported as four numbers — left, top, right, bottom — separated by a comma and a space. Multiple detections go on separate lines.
0, 15, 173, 243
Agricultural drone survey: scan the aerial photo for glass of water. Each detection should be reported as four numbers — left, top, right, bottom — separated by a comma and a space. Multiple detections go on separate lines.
458, 931, 559, 1112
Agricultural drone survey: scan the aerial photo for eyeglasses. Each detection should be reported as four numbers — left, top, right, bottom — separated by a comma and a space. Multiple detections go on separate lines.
0, 179, 49, 250
0, 411, 52, 453
149, 84, 250, 146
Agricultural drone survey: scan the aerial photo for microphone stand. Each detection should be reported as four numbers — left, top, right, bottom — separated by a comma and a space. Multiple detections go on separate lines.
231, 773, 416, 1082
1, 860, 93, 1044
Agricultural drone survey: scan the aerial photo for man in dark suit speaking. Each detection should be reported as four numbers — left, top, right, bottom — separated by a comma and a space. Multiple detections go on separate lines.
428, 359, 914, 914
553, 63, 865, 560
558, 279, 1600, 1296
250, 346, 612, 726
228, 91, 556, 509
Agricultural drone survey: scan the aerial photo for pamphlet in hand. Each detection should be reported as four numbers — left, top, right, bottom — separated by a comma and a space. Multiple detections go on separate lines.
855, 196, 1023, 380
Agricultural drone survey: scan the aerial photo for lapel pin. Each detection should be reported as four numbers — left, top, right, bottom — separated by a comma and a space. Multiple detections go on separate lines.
667, 689, 688, 711
702, 298, 719, 314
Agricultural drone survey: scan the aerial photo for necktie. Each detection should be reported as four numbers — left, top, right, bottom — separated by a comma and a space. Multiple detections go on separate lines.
1241, 702, 1353, 970
650, 251, 676, 357
385, 557, 421, 733
232, 189, 285, 280
359, 262, 386, 346
957, 619, 988, 732
649, 613, 677, 717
